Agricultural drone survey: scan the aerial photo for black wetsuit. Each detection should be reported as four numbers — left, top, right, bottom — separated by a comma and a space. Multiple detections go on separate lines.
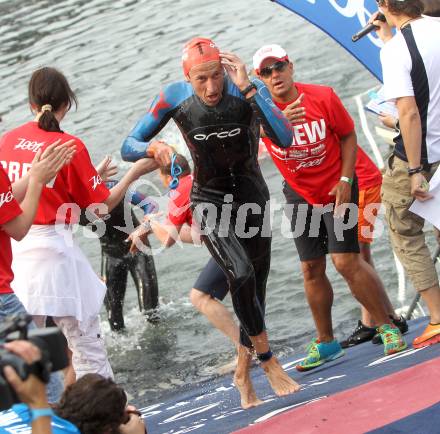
121, 77, 292, 345
80, 182, 159, 331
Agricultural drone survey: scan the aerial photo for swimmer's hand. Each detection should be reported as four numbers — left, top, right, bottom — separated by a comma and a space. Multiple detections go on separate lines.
220, 51, 255, 97
96, 155, 118, 181
147, 140, 173, 166
411, 172, 432, 201
127, 223, 151, 255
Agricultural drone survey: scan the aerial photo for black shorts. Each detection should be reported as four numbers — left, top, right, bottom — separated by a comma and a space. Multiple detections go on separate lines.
283, 181, 360, 261
193, 257, 229, 301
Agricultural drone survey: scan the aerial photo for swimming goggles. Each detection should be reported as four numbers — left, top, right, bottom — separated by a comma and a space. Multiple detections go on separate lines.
168, 153, 183, 190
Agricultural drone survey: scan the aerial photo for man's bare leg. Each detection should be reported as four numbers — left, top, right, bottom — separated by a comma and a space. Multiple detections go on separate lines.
190, 288, 262, 408
250, 331, 301, 396
301, 257, 334, 342
331, 253, 390, 325
359, 243, 398, 327
190, 289, 240, 343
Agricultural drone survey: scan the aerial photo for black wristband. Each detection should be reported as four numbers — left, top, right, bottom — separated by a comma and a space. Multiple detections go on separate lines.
408, 166, 423, 176
240, 82, 257, 97
256, 349, 273, 362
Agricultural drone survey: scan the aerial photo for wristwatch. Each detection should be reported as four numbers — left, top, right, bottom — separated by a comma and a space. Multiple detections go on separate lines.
240, 82, 257, 98
340, 176, 353, 185
29, 407, 54, 422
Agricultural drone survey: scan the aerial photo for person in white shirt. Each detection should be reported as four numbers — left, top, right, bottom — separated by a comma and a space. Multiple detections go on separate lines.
422, 0, 440, 18
374, 0, 440, 348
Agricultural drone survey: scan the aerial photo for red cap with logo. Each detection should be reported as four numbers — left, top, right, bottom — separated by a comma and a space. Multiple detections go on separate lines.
182, 37, 220, 76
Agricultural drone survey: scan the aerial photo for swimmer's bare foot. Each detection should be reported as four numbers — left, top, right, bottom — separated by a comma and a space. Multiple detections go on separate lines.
234, 371, 263, 409
261, 356, 301, 397
234, 345, 263, 409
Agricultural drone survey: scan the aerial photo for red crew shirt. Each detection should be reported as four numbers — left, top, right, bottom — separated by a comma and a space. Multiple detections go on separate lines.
263, 83, 381, 205
167, 174, 193, 226
356, 147, 382, 191
0, 122, 110, 224
0, 167, 22, 294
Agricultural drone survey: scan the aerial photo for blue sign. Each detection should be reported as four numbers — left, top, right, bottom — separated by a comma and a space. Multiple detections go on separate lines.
272, 0, 383, 81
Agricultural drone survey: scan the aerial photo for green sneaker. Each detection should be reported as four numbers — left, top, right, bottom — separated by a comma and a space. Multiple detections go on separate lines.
296, 338, 345, 372
378, 324, 407, 355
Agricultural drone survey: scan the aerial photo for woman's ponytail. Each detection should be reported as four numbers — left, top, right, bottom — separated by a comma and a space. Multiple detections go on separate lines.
28, 67, 78, 133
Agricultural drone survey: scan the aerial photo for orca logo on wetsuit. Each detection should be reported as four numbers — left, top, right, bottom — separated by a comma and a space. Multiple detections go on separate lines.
194, 128, 241, 141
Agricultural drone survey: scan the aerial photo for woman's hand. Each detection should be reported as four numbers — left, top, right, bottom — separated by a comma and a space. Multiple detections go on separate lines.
96, 155, 118, 181
30, 139, 76, 185
411, 173, 432, 201
369, 11, 393, 43
379, 113, 398, 130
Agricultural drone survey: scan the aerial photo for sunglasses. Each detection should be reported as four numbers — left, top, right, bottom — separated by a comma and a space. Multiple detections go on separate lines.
168, 153, 183, 190
259, 61, 289, 78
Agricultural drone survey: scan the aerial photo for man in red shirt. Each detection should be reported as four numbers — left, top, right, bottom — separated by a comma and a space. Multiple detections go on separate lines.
253, 44, 407, 370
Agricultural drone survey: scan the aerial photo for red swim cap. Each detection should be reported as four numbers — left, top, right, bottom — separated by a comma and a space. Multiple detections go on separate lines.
182, 37, 220, 76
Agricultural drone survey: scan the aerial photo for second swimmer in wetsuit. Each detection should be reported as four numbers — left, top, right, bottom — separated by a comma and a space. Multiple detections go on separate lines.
121, 37, 300, 406
80, 180, 159, 331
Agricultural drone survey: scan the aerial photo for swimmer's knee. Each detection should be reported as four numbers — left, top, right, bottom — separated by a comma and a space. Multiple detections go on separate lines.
190, 288, 210, 310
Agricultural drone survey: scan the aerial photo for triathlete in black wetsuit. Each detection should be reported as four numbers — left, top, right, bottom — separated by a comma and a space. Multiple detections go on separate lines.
121, 37, 300, 405
80, 181, 159, 331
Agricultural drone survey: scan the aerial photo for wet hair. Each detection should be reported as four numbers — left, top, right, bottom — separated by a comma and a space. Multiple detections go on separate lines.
54, 374, 127, 434
28, 67, 78, 133
384, 0, 424, 17
159, 153, 191, 177
422, 0, 440, 16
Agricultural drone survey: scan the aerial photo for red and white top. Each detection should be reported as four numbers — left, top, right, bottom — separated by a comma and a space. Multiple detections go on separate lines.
0, 122, 110, 224
263, 83, 381, 205
167, 174, 193, 226
0, 167, 22, 294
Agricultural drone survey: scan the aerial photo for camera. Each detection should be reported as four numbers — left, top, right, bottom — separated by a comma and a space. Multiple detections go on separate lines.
0, 313, 68, 411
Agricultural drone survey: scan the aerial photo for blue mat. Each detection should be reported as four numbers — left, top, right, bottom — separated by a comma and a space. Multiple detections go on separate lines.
139, 318, 440, 434
368, 402, 440, 434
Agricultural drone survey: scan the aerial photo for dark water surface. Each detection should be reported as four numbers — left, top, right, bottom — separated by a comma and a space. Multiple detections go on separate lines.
0, 0, 423, 403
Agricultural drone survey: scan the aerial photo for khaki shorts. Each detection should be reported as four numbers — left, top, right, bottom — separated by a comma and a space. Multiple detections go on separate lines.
381, 155, 439, 291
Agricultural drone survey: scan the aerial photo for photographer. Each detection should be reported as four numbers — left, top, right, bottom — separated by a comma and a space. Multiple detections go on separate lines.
0, 340, 78, 434
0, 341, 146, 434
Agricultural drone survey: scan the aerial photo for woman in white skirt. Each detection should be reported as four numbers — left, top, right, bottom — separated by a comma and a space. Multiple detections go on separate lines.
0, 67, 158, 381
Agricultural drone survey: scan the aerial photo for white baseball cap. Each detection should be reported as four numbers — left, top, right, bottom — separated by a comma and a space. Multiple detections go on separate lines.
253, 44, 289, 73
